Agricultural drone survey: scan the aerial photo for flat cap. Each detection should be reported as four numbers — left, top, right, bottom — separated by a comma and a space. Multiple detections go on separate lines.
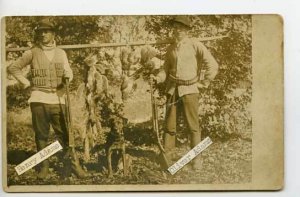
172, 15, 192, 28
35, 18, 56, 31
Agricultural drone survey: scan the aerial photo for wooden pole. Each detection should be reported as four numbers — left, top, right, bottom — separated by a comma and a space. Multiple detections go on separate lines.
5, 35, 228, 52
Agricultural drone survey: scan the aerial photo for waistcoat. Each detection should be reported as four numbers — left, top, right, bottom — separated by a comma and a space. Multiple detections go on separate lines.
166, 40, 201, 84
30, 47, 65, 92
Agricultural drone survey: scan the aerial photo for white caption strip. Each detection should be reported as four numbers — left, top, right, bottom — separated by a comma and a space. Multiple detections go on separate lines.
168, 137, 212, 175
15, 141, 63, 175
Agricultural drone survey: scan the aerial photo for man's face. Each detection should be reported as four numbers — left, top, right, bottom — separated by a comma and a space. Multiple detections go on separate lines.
38, 29, 55, 45
173, 23, 189, 42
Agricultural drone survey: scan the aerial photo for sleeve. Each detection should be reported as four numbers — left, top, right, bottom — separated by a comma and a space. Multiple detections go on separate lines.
155, 60, 167, 83
7, 50, 32, 77
155, 49, 172, 83
196, 42, 219, 83
62, 50, 73, 82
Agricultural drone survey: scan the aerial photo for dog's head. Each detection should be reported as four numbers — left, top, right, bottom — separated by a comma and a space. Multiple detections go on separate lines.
109, 115, 124, 134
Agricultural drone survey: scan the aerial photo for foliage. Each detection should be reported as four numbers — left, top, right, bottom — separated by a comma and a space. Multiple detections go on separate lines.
146, 15, 252, 140
6, 108, 251, 185
196, 16, 252, 140
5, 15, 252, 142
6, 84, 31, 110
5, 15, 253, 186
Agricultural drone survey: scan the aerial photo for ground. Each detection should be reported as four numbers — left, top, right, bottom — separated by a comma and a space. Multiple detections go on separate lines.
6, 107, 251, 186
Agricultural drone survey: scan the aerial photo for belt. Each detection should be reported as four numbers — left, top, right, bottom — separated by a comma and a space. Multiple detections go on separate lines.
32, 87, 58, 93
168, 74, 199, 86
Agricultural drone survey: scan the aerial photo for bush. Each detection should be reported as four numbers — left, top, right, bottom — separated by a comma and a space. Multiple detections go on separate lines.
5, 15, 252, 142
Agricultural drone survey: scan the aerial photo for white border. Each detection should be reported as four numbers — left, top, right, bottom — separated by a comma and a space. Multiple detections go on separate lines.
1, 0, 300, 196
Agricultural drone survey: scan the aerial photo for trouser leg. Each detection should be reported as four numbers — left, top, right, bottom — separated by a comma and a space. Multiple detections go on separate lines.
30, 103, 50, 178
162, 90, 180, 169
182, 94, 201, 147
182, 94, 202, 169
49, 104, 87, 178
49, 104, 68, 148
164, 92, 178, 150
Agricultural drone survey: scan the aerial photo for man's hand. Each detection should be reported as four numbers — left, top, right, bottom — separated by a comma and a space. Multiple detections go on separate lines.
56, 84, 66, 97
12, 74, 31, 89
56, 87, 66, 97
18, 77, 31, 89
197, 80, 210, 89
63, 70, 72, 81
23, 81, 31, 89
150, 74, 158, 85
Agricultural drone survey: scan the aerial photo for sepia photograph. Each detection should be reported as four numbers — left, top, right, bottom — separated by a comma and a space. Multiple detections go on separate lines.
1, 14, 283, 192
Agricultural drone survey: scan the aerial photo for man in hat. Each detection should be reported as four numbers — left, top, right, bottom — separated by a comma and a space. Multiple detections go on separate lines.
152, 16, 219, 170
7, 18, 87, 179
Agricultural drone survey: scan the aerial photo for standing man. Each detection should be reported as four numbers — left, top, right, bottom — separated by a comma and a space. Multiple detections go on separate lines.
7, 18, 87, 179
153, 16, 219, 170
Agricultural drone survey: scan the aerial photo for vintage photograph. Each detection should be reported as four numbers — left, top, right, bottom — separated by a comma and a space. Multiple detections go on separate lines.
2, 15, 282, 191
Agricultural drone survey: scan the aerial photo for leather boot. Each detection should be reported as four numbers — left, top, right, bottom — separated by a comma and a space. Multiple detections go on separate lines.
37, 160, 50, 179
162, 132, 177, 170
164, 132, 176, 150
64, 148, 88, 178
36, 140, 50, 179
191, 156, 202, 171
190, 131, 202, 171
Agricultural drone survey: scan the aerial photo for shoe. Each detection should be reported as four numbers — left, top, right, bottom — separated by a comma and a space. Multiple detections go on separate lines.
37, 160, 49, 179
191, 157, 203, 171
158, 152, 171, 170
71, 160, 88, 178
36, 140, 50, 179
64, 148, 88, 178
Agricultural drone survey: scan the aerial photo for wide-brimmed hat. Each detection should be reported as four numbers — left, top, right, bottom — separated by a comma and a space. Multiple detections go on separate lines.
172, 15, 192, 28
35, 18, 56, 32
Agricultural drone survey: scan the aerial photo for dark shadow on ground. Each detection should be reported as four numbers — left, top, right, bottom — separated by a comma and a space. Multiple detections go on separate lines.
7, 149, 36, 165
85, 144, 160, 173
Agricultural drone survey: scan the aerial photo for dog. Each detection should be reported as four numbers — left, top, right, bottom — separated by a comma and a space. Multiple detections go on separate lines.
105, 116, 128, 177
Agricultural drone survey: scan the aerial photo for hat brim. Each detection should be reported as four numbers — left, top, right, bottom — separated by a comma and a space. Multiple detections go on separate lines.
172, 20, 191, 29
35, 27, 56, 31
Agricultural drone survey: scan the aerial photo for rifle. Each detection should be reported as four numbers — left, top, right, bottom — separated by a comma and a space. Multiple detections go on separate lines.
55, 78, 75, 177
65, 78, 75, 153
64, 78, 75, 150
149, 80, 170, 170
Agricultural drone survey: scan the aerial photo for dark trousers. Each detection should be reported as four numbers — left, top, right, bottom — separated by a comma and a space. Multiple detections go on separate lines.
164, 90, 201, 150
30, 102, 68, 151
30, 103, 87, 178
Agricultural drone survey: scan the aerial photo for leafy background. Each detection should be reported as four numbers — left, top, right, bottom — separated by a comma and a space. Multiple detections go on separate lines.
5, 15, 252, 185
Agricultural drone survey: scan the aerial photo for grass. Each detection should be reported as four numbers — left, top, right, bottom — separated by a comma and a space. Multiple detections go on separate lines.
5, 95, 252, 186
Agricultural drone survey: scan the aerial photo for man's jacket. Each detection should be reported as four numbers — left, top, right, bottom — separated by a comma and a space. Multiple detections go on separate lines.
157, 37, 219, 97
7, 44, 73, 104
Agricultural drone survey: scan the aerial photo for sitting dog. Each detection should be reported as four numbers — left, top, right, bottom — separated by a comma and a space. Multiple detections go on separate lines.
105, 116, 127, 177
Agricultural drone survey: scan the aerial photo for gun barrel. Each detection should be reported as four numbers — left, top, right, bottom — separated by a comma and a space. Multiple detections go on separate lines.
65, 79, 75, 148
150, 82, 165, 153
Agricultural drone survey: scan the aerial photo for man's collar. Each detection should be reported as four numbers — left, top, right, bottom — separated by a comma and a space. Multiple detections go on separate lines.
175, 37, 191, 47
41, 40, 56, 50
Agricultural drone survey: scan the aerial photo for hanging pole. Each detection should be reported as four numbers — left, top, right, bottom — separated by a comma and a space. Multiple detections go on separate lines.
5, 35, 228, 52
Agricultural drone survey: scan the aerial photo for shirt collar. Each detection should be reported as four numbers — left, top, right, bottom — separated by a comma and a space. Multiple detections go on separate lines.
41, 40, 56, 51
175, 37, 191, 48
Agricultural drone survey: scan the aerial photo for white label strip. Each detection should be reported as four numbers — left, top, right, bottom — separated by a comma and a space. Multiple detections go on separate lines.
15, 141, 63, 175
168, 137, 212, 175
